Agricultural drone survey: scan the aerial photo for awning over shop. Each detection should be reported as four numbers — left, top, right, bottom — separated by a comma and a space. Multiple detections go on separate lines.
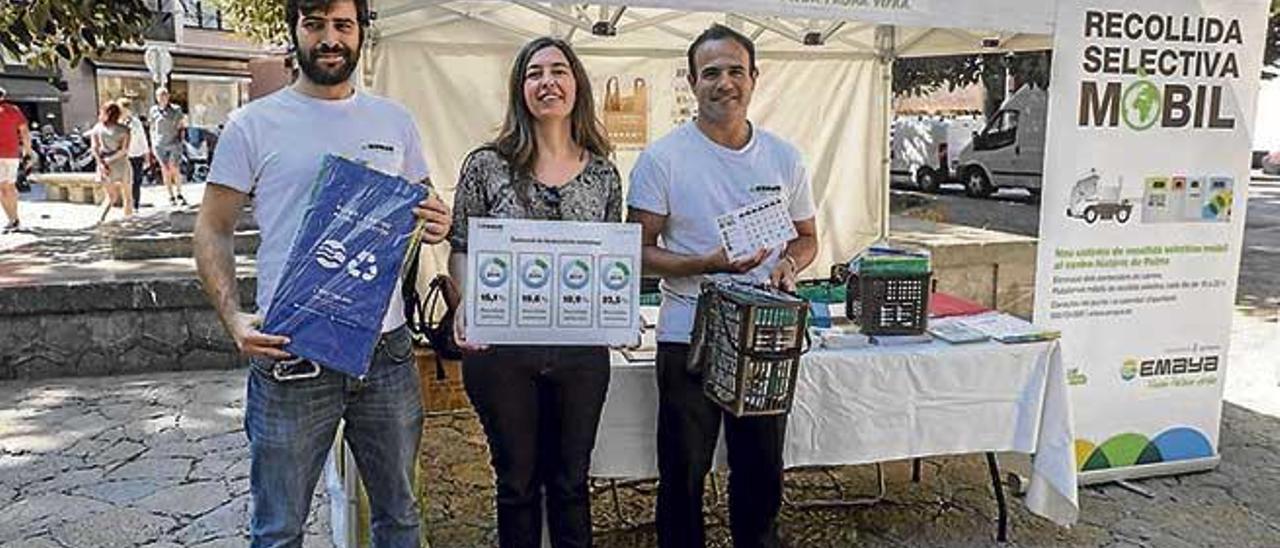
90, 50, 253, 80
0, 76, 62, 103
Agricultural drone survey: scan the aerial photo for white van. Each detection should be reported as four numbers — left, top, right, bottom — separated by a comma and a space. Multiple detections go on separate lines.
889, 115, 981, 192
955, 85, 1047, 198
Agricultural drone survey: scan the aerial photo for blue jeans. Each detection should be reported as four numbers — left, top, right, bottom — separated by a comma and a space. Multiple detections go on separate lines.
245, 326, 424, 548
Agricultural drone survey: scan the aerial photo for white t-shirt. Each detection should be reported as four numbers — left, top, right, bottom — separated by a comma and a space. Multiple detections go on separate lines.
126, 115, 149, 158
208, 87, 430, 333
628, 122, 816, 344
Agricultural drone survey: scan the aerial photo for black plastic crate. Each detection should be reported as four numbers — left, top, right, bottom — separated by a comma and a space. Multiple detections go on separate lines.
845, 272, 931, 335
689, 281, 809, 417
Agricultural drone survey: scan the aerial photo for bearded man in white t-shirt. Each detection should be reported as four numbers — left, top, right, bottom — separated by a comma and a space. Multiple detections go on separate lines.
628, 24, 819, 548
192, 1, 451, 546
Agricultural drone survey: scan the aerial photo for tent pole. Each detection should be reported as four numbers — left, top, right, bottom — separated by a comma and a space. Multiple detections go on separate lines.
875, 25, 896, 241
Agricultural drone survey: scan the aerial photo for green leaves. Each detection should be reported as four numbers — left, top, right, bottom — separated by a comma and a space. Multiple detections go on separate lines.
1, 0, 151, 67
208, 0, 289, 46
893, 51, 1051, 117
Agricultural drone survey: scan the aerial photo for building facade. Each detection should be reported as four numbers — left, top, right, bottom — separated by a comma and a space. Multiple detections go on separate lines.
4, 1, 285, 135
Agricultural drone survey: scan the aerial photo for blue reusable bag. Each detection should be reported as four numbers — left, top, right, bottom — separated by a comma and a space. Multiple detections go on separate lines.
262, 155, 429, 377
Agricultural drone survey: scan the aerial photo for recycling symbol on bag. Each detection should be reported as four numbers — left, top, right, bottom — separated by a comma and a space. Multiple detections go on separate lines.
346, 250, 378, 282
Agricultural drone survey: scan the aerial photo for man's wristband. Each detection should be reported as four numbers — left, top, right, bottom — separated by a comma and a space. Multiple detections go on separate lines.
783, 254, 798, 271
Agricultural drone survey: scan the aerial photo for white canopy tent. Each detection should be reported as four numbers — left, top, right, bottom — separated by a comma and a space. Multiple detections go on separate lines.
365, 0, 1052, 277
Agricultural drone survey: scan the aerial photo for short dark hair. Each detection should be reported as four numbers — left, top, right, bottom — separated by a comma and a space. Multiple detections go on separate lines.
286, 0, 370, 48
687, 24, 758, 79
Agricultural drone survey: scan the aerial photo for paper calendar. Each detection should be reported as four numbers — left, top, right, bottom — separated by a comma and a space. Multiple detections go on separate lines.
715, 195, 797, 262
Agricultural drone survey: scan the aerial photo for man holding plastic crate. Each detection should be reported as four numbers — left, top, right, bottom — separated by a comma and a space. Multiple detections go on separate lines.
627, 24, 818, 548
192, 1, 451, 546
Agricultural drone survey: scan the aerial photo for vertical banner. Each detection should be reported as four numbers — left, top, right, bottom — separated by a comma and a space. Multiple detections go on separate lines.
1035, 0, 1269, 483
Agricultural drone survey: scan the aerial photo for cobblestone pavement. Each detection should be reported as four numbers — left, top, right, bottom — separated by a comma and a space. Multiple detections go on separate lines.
0, 182, 207, 256
0, 371, 332, 548
1, 307, 1277, 547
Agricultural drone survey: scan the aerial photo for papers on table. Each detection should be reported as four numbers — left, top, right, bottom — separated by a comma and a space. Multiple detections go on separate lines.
810, 325, 872, 349
869, 333, 933, 346
953, 311, 1061, 343
927, 318, 991, 344
716, 195, 797, 262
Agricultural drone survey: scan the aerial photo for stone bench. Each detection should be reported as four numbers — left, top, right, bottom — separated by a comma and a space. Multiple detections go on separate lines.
30, 173, 104, 204
169, 207, 258, 232
0, 274, 258, 380
890, 215, 1038, 318
110, 230, 260, 260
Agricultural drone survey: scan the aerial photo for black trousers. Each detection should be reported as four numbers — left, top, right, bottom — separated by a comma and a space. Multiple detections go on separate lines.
129, 155, 145, 208
656, 343, 787, 548
463, 345, 611, 548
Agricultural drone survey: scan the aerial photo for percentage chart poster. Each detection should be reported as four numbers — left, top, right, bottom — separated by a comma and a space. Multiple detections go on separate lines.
465, 218, 642, 346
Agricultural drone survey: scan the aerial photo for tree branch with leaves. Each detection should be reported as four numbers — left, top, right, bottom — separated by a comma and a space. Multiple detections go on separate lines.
209, 0, 289, 46
0, 0, 152, 67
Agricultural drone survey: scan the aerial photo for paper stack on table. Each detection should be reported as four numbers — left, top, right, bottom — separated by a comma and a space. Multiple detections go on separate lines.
849, 245, 931, 277
927, 317, 991, 344
869, 333, 934, 346
810, 325, 871, 349
956, 311, 1061, 343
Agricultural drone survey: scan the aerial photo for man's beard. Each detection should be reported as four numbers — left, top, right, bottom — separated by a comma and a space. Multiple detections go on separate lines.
297, 43, 359, 86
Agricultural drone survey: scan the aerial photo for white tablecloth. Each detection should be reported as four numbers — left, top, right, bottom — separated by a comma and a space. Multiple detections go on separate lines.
592, 339, 1078, 526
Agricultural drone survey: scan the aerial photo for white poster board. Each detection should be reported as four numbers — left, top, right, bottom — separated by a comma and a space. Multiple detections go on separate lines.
1034, 0, 1269, 483
466, 219, 642, 346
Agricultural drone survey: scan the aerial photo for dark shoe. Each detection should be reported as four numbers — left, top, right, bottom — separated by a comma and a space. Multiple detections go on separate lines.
3, 220, 19, 234
177, 195, 189, 206
169, 196, 178, 206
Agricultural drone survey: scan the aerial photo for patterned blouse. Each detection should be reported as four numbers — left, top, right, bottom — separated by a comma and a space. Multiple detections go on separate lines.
449, 147, 623, 252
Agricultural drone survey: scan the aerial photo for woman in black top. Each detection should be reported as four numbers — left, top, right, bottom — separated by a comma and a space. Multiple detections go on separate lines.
448, 37, 620, 548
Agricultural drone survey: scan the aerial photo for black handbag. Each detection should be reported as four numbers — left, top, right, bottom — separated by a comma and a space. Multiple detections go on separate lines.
402, 245, 462, 380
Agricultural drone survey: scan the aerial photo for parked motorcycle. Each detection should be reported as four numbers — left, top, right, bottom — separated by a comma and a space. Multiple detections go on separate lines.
182, 126, 218, 184
36, 129, 95, 173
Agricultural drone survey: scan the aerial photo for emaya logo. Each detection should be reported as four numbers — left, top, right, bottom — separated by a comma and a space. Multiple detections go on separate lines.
1120, 359, 1139, 381
1121, 354, 1219, 381
315, 240, 377, 281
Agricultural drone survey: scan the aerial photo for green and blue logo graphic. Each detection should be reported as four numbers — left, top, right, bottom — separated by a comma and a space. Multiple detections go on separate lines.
601, 260, 632, 291
521, 257, 550, 289
1076, 427, 1214, 472
479, 257, 509, 288
562, 259, 591, 290
1122, 76, 1162, 131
